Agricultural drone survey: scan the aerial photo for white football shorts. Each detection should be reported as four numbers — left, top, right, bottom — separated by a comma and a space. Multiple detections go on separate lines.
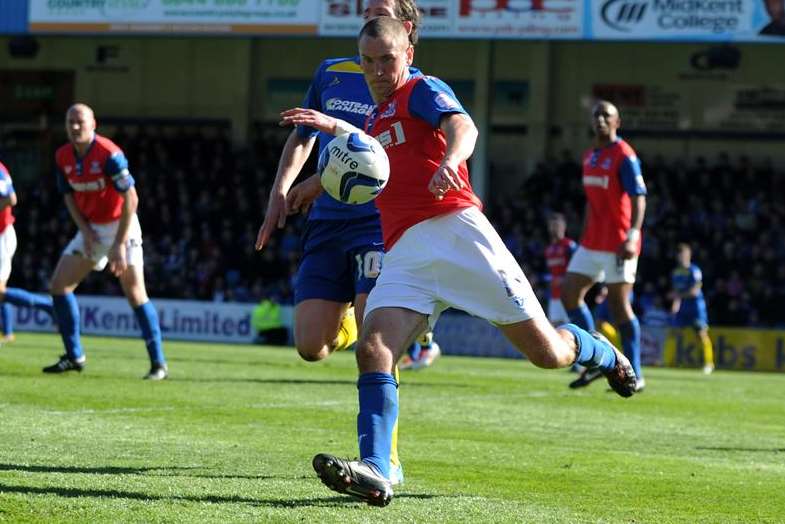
547, 298, 569, 325
365, 206, 544, 327
566, 246, 637, 284
63, 214, 144, 271
0, 224, 18, 282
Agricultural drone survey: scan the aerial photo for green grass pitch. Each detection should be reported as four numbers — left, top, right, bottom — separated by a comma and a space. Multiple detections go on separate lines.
0, 333, 783, 523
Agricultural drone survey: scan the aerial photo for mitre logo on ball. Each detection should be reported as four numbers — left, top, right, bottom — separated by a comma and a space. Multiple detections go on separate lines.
318, 131, 390, 205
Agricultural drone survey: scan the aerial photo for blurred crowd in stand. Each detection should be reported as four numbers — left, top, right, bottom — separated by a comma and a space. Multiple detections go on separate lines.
6, 127, 784, 327
487, 150, 785, 328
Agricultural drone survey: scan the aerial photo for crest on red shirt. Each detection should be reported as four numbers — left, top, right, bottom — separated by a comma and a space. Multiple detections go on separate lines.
379, 100, 397, 119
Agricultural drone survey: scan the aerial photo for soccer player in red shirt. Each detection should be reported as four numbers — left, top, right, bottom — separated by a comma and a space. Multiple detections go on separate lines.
544, 212, 576, 325
43, 104, 167, 379
0, 161, 54, 341
562, 101, 647, 392
280, 18, 637, 506
254, 0, 428, 485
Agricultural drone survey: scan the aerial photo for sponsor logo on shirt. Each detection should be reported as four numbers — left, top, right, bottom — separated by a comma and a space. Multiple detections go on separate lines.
584, 175, 610, 189
324, 97, 373, 115
69, 178, 106, 192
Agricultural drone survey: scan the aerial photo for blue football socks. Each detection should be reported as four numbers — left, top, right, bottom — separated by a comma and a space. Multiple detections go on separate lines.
357, 372, 398, 479
4, 288, 54, 316
1, 303, 11, 336
619, 318, 642, 379
562, 323, 616, 371
52, 293, 84, 360
567, 304, 596, 332
133, 301, 165, 365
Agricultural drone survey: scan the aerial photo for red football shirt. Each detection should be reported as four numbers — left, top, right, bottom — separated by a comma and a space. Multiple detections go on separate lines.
580, 139, 644, 254
55, 135, 134, 224
544, 237, 576, 299
0, 161, 16, 234
367, 76, 481, 249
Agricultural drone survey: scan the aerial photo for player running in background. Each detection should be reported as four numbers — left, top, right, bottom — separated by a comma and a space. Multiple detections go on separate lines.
254, 0, 432, 484
282, 18, 637, 507
0, 160, 54, 342
670, 242, 714, 374
42, 104, 167, 380
543, 212, 576, 326
562, 100, 647, 392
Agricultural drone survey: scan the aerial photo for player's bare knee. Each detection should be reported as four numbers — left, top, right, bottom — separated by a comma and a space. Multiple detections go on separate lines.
293, 333, 330, 362
355, 337, 391, 373
49, 280, 68, 295
296, 344, 330, 362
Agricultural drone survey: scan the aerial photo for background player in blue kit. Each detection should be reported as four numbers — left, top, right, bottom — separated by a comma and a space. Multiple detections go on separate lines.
254, 0, 432, 484
671, 242, 714, 374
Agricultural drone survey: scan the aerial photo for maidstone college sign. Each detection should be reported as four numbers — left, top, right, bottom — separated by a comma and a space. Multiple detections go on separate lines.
27, 0, 785, 42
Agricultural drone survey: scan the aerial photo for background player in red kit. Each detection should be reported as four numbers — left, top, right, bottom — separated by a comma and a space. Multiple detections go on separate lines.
544, 212, 576, 326
279, 18, 638, 507
43, 104, 167, 380
0, 160, 54, 341
562, 100, 647, 392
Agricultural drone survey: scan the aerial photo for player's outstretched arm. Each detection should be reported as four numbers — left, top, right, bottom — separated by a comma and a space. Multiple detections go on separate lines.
279, 108, 359, 137
255, 129, 316, 251
428, 113, 477, 200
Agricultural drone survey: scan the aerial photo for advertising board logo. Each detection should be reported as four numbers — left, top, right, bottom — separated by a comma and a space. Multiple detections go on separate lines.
460, 0, 575, 16
601, 0, 648, 32
101, 0, 151, 20
598, 0, 744, 35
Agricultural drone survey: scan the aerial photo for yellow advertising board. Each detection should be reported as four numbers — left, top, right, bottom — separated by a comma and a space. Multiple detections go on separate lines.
663, 328, 785, 372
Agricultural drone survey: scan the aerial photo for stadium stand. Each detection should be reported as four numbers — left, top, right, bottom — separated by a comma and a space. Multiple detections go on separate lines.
4, 125, 783, 328
486, 150, 785, 328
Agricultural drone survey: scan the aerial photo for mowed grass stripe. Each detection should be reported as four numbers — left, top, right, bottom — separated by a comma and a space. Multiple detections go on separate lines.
0, 333, 783, 523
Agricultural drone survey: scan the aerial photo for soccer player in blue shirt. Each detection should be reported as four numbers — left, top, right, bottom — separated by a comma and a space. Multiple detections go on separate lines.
671, 243, 714, 374
254, 0, 429, 485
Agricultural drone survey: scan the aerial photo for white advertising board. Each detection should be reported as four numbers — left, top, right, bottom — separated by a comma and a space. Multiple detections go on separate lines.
16, 295, 257, 343
590, 0, 781, 42
319, 0, 584, 39
29, 0, 319, 34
